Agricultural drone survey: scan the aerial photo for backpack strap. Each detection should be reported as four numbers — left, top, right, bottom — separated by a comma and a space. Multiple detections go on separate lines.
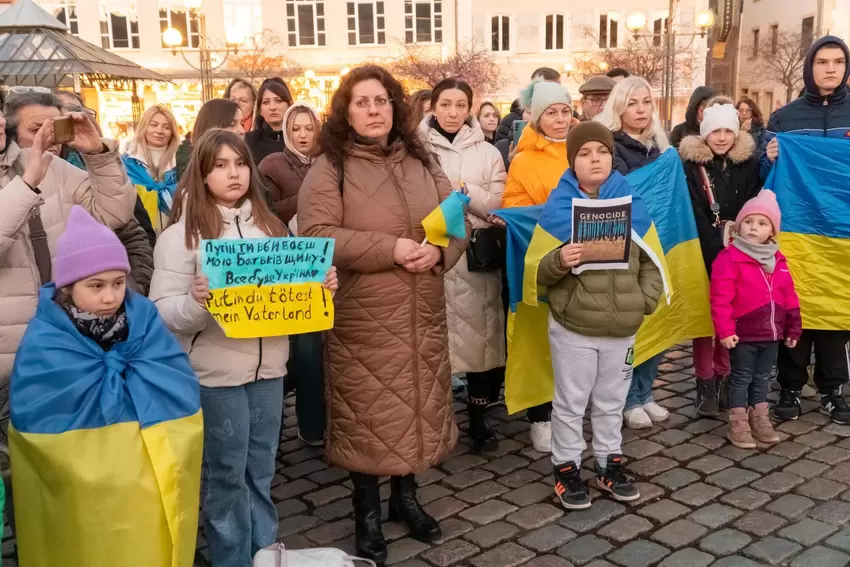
698, 165, 721, 227
11, 158, 52, 285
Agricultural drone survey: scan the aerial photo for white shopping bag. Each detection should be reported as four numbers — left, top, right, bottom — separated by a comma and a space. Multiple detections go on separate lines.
252, 542, 377, 567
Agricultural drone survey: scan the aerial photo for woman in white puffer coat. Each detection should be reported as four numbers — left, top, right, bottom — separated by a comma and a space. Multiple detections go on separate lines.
419, 78, 506, 453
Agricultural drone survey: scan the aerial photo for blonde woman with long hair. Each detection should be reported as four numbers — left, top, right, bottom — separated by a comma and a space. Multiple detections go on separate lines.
595, 76, 669, 176
122, 105, 181, 231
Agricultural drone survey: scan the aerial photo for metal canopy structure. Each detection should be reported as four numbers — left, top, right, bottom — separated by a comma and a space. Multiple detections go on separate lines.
0, 0, 169, 88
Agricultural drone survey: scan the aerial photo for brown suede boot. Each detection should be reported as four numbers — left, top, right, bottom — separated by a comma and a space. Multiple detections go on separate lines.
749, 402, 780, 444
727, 407, 757, 448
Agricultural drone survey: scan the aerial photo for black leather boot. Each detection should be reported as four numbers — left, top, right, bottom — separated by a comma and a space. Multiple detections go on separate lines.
350, 472, 387, 564
388, 474, 441, 543
467, 396, 498, 453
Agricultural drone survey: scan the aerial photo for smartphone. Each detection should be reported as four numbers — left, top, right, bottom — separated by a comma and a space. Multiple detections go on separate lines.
53, 116, 75, 145
511, 120, 528, 143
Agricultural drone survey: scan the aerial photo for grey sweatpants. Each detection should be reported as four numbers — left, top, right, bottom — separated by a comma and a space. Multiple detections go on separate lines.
548, 314, 635, 467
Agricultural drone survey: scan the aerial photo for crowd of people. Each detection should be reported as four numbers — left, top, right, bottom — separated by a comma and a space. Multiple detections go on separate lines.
0, 33, 848, 567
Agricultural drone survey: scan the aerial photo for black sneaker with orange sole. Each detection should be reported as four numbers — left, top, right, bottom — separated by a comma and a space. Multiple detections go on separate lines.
595, 454, 640, 501
553, 462, 591, 510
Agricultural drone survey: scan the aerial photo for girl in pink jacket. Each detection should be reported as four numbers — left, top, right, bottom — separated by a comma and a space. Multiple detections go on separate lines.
710, 190, 802, 449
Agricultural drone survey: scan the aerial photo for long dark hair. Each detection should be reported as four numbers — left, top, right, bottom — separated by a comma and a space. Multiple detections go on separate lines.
320, 65, 432, 168
193, 99, 240, 140
407, 88, 432, 130
253, 78, 293, 131
737, 97, 764, 126
171, 129, 285, 248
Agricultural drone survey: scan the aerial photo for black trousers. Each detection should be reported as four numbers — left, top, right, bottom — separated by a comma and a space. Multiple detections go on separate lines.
729, 342, 778, 408
777, 330, 850, 392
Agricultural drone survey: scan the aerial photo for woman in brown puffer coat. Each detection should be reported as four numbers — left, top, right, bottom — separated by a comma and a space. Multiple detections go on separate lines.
298, 65, 467, 565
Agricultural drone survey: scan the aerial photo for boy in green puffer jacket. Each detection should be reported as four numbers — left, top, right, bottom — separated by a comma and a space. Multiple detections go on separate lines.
537, 122, 663, 511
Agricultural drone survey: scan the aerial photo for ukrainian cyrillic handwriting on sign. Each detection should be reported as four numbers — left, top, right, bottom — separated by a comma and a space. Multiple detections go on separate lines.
200, 237, 335, 338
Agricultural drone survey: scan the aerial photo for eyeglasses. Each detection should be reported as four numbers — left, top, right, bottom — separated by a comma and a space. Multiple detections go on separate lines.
585, 95, 609, 106
9, 86, 51, 94
66, 104, 98, 120
352, 97, 393, 111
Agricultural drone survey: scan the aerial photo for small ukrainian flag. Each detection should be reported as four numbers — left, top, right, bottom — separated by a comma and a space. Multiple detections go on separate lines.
422, 189, 471, 247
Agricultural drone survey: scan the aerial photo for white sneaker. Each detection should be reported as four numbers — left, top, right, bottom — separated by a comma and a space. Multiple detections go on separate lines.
530, 421, 552, 453
643, 402, 670, 423
624, 407, 654, 429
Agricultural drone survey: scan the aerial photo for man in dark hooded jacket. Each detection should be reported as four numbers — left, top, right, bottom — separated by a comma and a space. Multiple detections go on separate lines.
669, 86, 717, 148
494, 98, 522, 143
757, 35, 850, 425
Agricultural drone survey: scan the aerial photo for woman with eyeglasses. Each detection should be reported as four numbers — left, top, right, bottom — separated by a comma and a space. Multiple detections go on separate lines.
298, 65, 467, 564
245, 78, 293, 165
225, 78, 257, 134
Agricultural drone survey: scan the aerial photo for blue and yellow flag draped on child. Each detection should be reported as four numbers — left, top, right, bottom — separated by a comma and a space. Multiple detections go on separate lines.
497, 149, 713, 414
764, 135, 850, 331
10, 287, 203, 567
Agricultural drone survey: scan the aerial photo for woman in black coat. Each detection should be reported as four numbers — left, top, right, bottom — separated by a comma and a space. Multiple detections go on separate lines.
245, 78, 293, 165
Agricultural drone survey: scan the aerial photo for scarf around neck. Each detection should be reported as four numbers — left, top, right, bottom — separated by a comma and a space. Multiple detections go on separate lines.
732, 235, 778, 273
60, 302, 129, 351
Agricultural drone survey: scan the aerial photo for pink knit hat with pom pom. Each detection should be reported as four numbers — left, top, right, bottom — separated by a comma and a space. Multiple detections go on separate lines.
736, 190, 781, 234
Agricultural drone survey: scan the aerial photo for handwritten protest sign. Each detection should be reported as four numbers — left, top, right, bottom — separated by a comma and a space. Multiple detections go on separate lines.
200, 237, 335, 338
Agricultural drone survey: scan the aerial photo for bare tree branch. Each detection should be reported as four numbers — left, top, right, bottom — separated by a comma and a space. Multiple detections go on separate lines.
740, 29, 806, 104
228, 29, 303, 84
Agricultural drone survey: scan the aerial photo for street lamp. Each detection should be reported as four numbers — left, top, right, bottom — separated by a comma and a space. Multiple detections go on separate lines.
625, 1, 716, 131
163, 0, 244, 102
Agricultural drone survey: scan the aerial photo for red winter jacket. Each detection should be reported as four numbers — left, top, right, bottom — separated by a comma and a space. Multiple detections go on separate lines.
710, 245, 802, 343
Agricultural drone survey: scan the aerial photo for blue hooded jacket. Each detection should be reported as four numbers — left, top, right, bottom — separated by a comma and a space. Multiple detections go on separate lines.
760, 35, 850, 179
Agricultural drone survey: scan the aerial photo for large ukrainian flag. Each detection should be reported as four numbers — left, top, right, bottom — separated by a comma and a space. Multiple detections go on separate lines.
497, 149, 712, 414
10, 286, 203, 567
764, 134, 850, 330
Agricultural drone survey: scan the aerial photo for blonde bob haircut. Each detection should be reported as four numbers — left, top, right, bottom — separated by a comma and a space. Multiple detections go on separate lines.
128, 105, 181, 182
594, 76, 670, 152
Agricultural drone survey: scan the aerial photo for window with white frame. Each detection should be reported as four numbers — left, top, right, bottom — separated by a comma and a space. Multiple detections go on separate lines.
224, 0, 263, 41
405, 0, 442, 44
599, 11, 619, 48
652, 16, 669, 47
491, 14, 510, 51
347, 2, 386, 46
544, 13, 566, 50
159, 6, 199, 48
36, 0, 79, 36
286, 0, 326, 47
100, 2, 140, 49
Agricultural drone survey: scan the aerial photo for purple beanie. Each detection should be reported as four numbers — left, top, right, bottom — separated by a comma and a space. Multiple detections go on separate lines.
54, 206, 130, 288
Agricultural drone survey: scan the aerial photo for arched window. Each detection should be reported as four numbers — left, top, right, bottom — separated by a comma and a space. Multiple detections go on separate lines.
544, 13, 566, 51
599, 11, 620, 48
491, 14, 511, 52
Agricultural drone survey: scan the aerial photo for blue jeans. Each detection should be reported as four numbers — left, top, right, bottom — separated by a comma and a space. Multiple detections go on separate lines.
201, 377, 284, 567
624, 353, 663, 411
291, 332, 326, 443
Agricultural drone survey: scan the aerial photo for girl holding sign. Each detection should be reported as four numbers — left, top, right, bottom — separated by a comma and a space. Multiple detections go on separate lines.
149, 129, 338, 567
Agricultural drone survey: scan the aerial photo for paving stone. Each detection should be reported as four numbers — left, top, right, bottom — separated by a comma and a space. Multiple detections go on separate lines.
808, 500, 850, 525
637, 499, 691, 523
796, 477, 847, 500
583, 561, 617, 567
275, 498, 308, 519
626, 456, 678, 477
789, 546, 850, 567
823, 423, 850, 437
283, 458, 327, 479
505, 503, 564, 530
557, 535, 614, 565
308, 466, 350, 486
806, 446, 850, 464
742, 536, 802, 565
698, 528, 751, 555
432, 517, 474, 545
690, 433, 728, 450
622, 440, 664, 459
423, 497, 468, 521
416, 468, 447, 486
822, 461, 850, 483
455, 480, 509, 504
734, 510, 788, 537
740, 454, 790, 473
606, 540, 671, 567
518, 524, 577, 552
559, 500, 626, 533
441, 469, 494, 490
482, 454, 530, 475
825, 527, 850, 552
670, 482, 723, 507
462, 521, 519, 548
661, 443, 709, 462
441, 454, 487, 475
653, 468, 700, 491
687, 454, 733, 474
498, 468, 543, 488
597, 514, 654, 543
312, 498, 353, 522
777, 420, 820, 435
470, 542, 535, 567
800, 412, 831, 425
650, 519, 707, 549
503, 482, 555, 507
277, 514, 322, 537
685, 419, 724, 434
385, 538, 430, 565
627, 482, 665, 506
768, 441, 811, 460
458, 499, 518, 525
392, 561, 430, 567
688, 503, 744, 528
271, 478, 319, 500
521, 556, 577, 567
650, 429, 694, 447
720, 487, 771, 511
797, 430, 838, 448
302, 484, 351, 507
751, 471, 804, 495
783, 458, 830, 479
659, 396, 691, 410
764, 493, 816, 520
714, 445, 759, 462
304, 519, 355, 546
420, 539, 480, 567
657, 548, 713, 567
778, 518, 839, 545
705, 467, 760, 490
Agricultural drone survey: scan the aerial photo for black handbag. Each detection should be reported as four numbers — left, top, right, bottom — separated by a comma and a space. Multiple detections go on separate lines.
466, 227, 506, 272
